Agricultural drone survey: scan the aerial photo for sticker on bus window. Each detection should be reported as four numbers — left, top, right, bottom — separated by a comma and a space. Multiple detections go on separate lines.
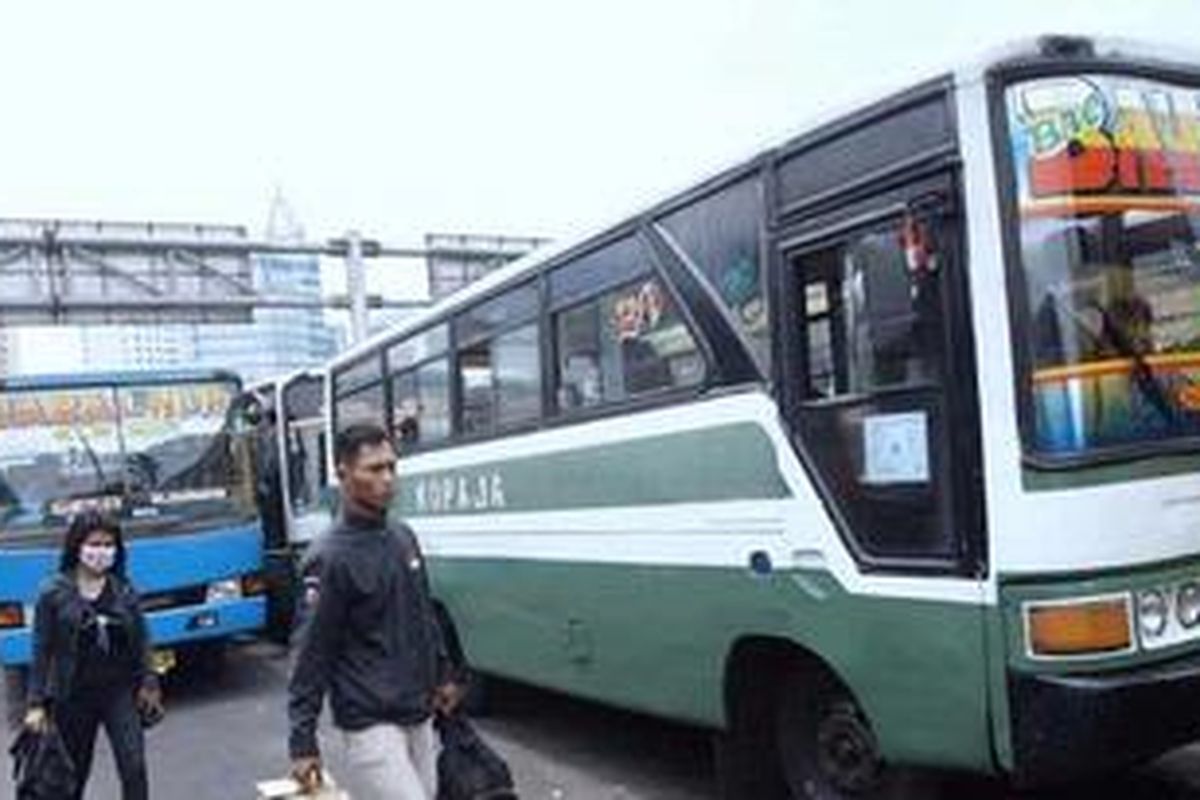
862, 411, 929, 485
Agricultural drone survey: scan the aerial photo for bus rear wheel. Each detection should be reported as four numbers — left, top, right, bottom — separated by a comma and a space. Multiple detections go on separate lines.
776, 666, 885, 799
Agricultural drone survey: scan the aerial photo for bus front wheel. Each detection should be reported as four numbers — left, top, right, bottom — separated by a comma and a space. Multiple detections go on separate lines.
3, 665, 28, 732
776, 666, 885, 799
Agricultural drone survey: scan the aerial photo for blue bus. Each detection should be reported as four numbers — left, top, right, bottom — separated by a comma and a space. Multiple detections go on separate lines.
0, 369, 269, 724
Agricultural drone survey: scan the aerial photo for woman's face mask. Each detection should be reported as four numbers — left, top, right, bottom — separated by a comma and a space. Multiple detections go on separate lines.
79, 544, 117, 574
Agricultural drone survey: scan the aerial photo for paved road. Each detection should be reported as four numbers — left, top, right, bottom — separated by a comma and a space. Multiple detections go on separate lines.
4, 641, 1200, 799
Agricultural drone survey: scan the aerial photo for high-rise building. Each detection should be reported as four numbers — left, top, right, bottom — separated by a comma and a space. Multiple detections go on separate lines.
6, 205, 338, 382
80, 324, 196, 372
191, 193, 338, 383
0, 329, 11, 377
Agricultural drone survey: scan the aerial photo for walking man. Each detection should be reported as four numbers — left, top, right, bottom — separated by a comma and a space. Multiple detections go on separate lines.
288, 422, 460, 799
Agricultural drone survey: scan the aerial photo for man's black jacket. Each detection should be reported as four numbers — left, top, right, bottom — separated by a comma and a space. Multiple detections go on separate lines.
287, 510, 450, 759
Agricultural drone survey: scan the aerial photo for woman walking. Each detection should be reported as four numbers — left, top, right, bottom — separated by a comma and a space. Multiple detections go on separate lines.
22, 509, 163, 799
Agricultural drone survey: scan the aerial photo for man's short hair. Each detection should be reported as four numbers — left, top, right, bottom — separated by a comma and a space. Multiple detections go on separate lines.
334, 422, 392, 466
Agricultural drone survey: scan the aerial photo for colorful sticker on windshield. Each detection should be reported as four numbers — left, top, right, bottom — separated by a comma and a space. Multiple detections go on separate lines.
1007, 75, 1200, 203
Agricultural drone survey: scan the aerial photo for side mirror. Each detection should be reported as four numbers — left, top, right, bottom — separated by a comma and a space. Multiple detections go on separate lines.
232, 394, 263, 430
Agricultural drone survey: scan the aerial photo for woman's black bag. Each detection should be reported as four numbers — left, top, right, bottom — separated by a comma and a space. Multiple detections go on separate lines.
436, 713, 517, 800
9, 723, 77, 800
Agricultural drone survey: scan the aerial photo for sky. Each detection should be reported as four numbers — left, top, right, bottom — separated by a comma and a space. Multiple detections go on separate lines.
1, 0, 1197, 248
2, 0, 1199, 374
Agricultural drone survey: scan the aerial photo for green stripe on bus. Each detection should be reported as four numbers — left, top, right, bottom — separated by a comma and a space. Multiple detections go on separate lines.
396, 422, 791, 516
430, 557, 994, 773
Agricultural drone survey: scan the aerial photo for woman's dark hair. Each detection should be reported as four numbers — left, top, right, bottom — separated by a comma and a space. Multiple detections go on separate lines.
59, 509, 128, 578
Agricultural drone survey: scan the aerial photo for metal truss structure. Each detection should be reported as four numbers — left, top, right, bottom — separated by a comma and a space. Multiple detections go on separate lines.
0, 219, 545, 342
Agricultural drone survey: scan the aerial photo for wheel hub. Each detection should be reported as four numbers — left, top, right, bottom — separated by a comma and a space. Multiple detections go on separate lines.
815, 703, 882, 794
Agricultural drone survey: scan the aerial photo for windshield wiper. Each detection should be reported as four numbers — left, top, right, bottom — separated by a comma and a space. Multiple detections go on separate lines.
1092, 301, 1179, 426
31, 398, 109, 494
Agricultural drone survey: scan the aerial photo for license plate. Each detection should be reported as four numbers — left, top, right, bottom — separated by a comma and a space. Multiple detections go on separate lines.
187, 611, 220, 631
150, 649, 177, 675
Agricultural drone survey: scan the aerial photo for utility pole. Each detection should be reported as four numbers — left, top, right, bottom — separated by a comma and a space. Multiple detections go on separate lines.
345, 229, 369, 344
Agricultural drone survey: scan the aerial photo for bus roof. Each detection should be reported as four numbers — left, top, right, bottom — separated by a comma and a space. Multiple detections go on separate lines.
327, 34, 1199, 372
0, 367, 242, 392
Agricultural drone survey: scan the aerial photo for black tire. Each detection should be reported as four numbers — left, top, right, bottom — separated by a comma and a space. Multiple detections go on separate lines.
263, 548, 300, 646
714, 729, 789, 800
186, 640, 229, 680
716, 658, 790, 800
4, 665, 29, 733
776, 666, 886, 799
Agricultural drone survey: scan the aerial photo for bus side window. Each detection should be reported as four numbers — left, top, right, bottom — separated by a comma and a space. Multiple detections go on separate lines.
334, 383, 385, 432
285, 424, 307, 507
454, 284, 542, 437
333, 354, 385, 433
657, 173, 768, 370
387, 327, 452, 450
458, 324, 541, 435
794, 215, 955, 561
553, 275, 705, 412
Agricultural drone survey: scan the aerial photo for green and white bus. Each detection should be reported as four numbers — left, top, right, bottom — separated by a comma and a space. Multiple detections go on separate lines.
322, 36, 1200, 795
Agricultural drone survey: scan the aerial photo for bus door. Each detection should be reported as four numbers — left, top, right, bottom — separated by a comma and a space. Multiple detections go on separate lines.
774, 172, 995, 767
240, 385, 293, 644
280, 374, 332, 548
265, 373, 333, 643
777, 172, 985, 574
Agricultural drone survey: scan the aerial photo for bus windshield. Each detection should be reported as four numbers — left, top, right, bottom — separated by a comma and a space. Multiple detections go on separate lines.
0, 379, 240, 527
1003, 72, 1200, 459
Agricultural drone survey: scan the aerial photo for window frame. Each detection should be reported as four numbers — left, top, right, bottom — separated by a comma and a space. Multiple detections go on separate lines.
331, 351, 387, 435
324, 223, 733, 454
652, 168, 771, 377
545, 234, 715, 422
774, 169, 986, 576
451, 280, 545, 441
987, 59, 1200, 473
549, 271, 709, 417
797, 215, 946, 402
386, 323, 453, 452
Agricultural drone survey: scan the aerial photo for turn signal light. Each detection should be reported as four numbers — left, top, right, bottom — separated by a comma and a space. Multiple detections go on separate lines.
241, 573, 268, 596
1027, 597, 1132, 656
0, 603, 24, 629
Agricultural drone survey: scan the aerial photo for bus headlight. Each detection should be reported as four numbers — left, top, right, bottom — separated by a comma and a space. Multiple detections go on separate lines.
1177, 582, 1200, 629
1136, 588, 1169, 640
1026, 596, 1132, 657
206, 579, 243, 603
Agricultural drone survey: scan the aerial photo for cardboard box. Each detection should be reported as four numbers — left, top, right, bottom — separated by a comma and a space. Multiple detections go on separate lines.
256, 772, 350, 799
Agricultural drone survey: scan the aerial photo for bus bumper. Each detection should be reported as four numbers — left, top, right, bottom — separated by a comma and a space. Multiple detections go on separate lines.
0, 597, 266, 667
1009, 650, 1200, 784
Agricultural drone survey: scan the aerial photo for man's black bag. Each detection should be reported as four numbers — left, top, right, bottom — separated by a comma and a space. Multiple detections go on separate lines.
9, 724, 77, 800
436, 713, 517, 800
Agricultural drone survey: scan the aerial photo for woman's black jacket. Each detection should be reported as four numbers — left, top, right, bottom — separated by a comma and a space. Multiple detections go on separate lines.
26, 573, 158, 708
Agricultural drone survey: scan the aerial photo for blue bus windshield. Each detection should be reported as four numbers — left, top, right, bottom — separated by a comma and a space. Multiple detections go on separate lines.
0, 379, 240, 527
